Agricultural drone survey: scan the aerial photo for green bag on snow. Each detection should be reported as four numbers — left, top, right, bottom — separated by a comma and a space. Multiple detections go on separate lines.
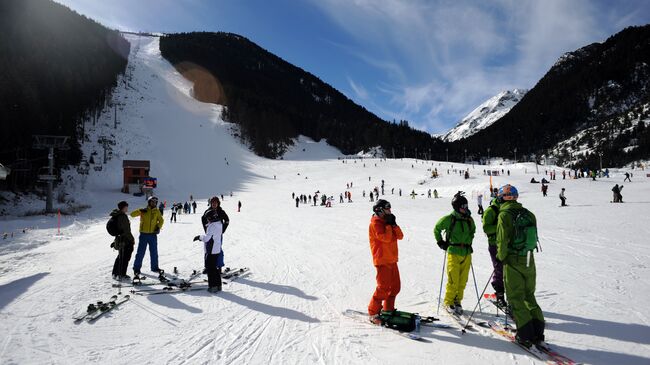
379, 310, 417, 332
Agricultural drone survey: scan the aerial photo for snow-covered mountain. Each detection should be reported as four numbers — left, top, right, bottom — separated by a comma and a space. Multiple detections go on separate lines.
442, 89, 527, 142
1, 33, 650, 365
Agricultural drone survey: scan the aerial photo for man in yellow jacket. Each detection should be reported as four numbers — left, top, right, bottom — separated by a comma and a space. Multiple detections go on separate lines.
130, 196, 164, 275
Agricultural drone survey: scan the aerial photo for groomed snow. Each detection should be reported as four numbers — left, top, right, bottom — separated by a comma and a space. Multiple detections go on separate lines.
1, 35, 650, 365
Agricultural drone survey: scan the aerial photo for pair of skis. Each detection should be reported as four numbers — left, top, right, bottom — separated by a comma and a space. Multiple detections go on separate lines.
487, 320, 581, 364
342, 309, 453, 342
129, 267, 251, 295
72, 294, 130, 322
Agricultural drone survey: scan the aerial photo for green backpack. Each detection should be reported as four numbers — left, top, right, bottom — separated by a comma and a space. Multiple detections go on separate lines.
379, 310, 417, 332
508, 208, 538, 256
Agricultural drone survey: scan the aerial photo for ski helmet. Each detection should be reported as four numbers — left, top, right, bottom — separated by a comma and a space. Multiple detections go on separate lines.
148, 196, 158, 203
498, 184, 518, 201
372, 199, 391, 214
451, 191, 469, 214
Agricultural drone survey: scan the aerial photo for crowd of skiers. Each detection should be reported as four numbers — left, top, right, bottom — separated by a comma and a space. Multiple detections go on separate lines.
109, 195, 230, 294
368, 184, 545, 349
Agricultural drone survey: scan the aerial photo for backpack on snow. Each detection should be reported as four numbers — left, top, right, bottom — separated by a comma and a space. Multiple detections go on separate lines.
379, 310, 417, 332
507, 208, 538, 256
106, 215, 120, 237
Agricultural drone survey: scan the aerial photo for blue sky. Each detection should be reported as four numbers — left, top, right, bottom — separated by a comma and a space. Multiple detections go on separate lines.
56, 0, 650, 134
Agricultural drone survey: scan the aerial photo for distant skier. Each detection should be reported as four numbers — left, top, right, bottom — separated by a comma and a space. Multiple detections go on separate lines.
158, 201, 165, 216
612, 184, 623, 203
170, 203, 177, 223
367, 199, 404, 320
559, 188, 567, 206
295, 197, 299, 208
410, 190, 416, 199
434, 192, 476, 315
541, 183, 548, 197
238, 200, 242, 212
192, 200, 197, 214
495, 184, 544, 348
110, 201, 135, 281
477, 193, 484, 215
434, 189, 439, 199
130, 196, 164, 276
624, 172, 631, 182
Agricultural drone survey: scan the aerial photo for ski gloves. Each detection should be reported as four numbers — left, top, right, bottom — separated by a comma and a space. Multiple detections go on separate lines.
384, 214, 397, 226
437, 240, 449, 251
193, 235, 201, 242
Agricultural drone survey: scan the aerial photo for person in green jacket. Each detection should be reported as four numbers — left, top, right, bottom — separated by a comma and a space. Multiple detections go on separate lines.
482, 197, 506, 307
434, 192, 476, 315
496, 184, 545, 348
130, 196, 164, 276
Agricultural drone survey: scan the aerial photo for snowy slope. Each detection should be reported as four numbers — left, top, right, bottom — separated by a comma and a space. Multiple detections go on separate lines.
443, 89, 527, 142
1, 35, 650, 365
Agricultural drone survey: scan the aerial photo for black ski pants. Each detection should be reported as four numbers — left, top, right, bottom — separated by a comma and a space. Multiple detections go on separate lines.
205, 252, 222, 289
112, 243, 134, 276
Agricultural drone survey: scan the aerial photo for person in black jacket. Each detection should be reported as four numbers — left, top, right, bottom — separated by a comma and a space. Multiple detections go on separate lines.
111, 201, 135, 281
202, 196, 230, 272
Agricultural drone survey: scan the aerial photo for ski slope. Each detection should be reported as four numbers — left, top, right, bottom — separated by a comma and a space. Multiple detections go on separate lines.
1, 34, 650, 365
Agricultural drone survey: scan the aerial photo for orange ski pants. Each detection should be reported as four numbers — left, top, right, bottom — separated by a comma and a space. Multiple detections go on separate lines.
368, 263, 401, 315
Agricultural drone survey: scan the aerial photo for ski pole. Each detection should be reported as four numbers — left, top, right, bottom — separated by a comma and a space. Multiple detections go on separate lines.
470, 262, 482, 314
436, 250, 447, 315
462, 268, 495, 334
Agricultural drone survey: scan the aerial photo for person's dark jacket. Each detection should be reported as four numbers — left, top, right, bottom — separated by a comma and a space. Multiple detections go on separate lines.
201, 207, 230, 233
110, 209, 135, 246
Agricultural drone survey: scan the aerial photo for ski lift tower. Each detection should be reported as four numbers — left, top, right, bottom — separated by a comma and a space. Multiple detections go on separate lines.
33, 135, 69, 213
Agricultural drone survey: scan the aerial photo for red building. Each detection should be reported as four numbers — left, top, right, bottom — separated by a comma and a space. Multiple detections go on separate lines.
122, 160, 150, 193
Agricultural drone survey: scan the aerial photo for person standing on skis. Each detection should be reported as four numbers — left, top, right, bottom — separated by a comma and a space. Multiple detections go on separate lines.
434, 192, 476, 315
482, 196, 506, 307
367, 199, 404, 320
130, 196, 164, 276
193, 205, 225, 293
496, 184, 544, 348
201, 196, 230, 274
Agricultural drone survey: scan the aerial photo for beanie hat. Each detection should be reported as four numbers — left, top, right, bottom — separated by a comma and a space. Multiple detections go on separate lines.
118, 201, 128, 210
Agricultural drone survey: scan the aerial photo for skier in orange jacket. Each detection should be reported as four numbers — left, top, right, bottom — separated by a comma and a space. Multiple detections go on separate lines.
368, 199, 404, 317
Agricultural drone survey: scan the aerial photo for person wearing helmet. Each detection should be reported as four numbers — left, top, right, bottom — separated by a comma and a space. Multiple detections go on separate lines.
130, 196, 164, 276
482, 195, 505, 307
434, 191, 476, 315
193, 197, 228, 293
496, 184, 544, 348
201, 197, 230, 275
367, 199, 404, 319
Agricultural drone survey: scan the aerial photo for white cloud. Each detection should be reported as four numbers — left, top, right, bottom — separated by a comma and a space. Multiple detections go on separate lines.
310, 0, 648, 133
347, 77, 369, 100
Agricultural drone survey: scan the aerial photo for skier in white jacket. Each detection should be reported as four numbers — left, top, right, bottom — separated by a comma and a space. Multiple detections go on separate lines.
193, 200, 224, 293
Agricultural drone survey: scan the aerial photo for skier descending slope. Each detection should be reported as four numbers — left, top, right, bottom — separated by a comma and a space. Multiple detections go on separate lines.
367, 199, 404, 322
434, 192, 476, 315
496, 184, 545, 348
